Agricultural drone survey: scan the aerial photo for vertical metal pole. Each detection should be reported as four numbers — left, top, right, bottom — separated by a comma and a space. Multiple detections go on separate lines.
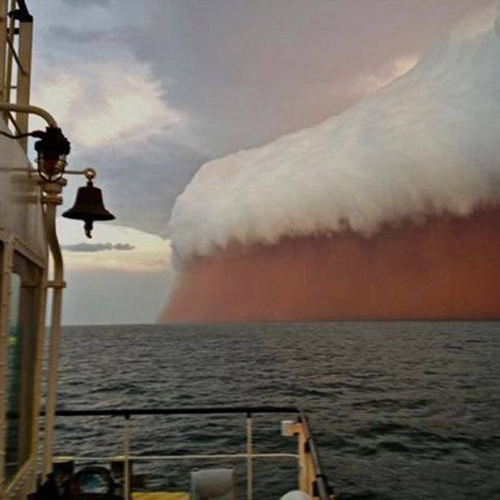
4, 0, 15, 107
16, 15, 33, 150
41, 181, 65, 478
42, 277, 64, 478
246, 413, 253, 500
30, 264, 48, 492
123, 414, 131, 500
0, 0, 8, 103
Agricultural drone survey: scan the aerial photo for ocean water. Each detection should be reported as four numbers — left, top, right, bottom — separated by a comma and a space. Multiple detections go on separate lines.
53, 322, 500, 500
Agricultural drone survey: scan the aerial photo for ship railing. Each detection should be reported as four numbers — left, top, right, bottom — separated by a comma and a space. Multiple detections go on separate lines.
46, 406, 334, 500
0, 0, 33, 150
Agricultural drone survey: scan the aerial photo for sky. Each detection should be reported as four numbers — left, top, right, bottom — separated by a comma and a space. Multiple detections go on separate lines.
26, 0, 494, 324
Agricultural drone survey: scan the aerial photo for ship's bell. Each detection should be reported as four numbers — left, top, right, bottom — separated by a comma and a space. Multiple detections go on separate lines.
62, 180, 115, 238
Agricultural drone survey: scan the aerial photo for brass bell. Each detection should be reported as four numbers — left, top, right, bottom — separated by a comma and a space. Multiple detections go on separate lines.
62, 180, 115, 238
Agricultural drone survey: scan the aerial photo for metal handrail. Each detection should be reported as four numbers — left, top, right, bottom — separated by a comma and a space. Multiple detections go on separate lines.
45, 406, 301, 417
298, 409, 332, 500
42, 406, 334, 500
64, 453, 299, 462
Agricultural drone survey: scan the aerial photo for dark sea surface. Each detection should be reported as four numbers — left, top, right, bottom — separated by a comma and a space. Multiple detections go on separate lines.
54, 322, 500, 500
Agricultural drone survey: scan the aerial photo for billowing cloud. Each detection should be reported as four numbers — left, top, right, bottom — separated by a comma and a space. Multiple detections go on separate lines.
168, 6, 500, 263
63, 243, 135, 252
30, 0, 493, 243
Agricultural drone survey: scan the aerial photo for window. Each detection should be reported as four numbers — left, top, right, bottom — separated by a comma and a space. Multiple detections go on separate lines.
4, 252, 42, 483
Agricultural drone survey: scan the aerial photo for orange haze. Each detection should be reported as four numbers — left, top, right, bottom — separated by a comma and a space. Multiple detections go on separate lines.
161, 209, 500, 322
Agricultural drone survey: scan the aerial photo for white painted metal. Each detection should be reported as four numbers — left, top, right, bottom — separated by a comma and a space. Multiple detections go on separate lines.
41, 180, 66, 479
0, 131, 45, 259
0, 68, 64, 484
123, 417, 131, 500
0, 162, 45, 500
191, 468, 236, 500
0, 4, 56, 496
246, 415, 253, 500
0, 102, 57, 127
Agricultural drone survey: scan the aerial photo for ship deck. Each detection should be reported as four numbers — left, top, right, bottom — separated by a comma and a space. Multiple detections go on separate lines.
134, 493, 189, 500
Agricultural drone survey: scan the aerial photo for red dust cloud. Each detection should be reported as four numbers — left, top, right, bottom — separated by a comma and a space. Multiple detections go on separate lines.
162, 208, 500, 322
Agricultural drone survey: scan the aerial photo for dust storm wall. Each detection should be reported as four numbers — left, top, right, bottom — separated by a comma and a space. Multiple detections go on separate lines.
160, 8, 500, 323
162, 209, 500, 322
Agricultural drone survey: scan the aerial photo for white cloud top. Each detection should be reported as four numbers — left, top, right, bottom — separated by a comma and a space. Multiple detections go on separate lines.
168, 10, 500, 264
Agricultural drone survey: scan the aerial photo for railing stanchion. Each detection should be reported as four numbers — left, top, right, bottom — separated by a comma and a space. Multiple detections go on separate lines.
246, 412, 253, 500
124, 413, 131, 500
42, 407, 332, 498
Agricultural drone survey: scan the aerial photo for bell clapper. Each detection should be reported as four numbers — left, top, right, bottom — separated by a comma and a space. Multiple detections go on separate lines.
84, 220, 93, 239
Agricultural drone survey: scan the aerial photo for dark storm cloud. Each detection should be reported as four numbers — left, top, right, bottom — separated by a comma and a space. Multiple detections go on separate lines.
63, 243, 135, 252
